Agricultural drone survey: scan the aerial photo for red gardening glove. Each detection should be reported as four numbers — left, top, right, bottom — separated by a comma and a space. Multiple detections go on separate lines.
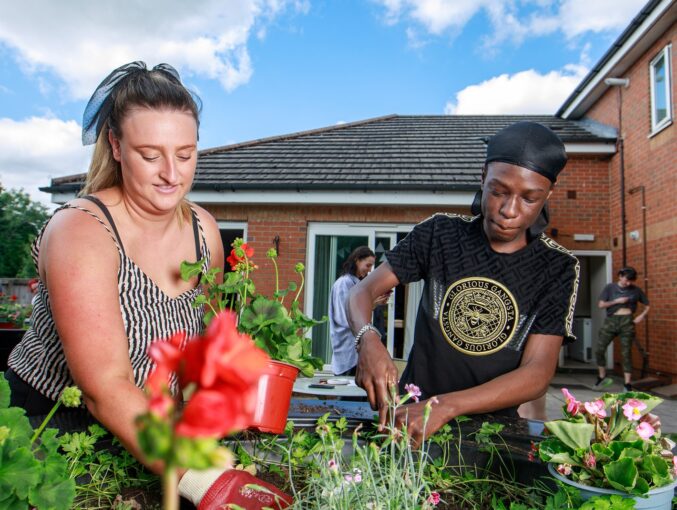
197, 469, 292, 510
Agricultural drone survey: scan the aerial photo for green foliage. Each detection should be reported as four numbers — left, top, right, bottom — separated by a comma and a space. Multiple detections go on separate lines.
60, 425, 160, 509
539, 390, 677, 495
0, 372, 75, 510
232, 405, 578, 510
0, 187, 49, 277
0, 293, 32, 327
181, 239, 326, 376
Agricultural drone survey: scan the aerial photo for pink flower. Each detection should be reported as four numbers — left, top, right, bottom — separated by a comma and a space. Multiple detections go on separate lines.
622, 398, 647, 421
427, 492, 441, 505
673, 456, 677, 476
561, 388, 581, 416
328, 459, 338, 471
636, 421, 655, 440
584, 399, 607, 419
583, 452, 596, 469
557, 464, 572, 476
405, 383, 422, 403
352, 468, 362, 483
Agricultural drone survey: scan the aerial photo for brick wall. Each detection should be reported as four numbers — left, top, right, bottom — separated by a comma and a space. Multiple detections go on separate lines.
583, 21, 676, 380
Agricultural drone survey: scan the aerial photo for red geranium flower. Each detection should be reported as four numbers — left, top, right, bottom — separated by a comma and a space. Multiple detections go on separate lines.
176, 381, 259, 437
226, 243, 254, 270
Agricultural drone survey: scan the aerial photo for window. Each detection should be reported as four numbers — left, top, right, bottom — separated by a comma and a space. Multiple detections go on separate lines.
649, 44, 672, 134
218, 221, 247, 269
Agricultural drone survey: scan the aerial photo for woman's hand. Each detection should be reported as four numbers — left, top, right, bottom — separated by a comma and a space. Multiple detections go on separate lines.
372, 290, 391, 309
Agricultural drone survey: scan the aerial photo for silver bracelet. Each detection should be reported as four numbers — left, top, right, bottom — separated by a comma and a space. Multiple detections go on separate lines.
354, 323, 381, 351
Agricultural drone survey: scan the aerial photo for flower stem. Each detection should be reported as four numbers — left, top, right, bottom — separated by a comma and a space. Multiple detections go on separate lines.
294, 271, 305, 303
271, 257, 280, 300
31, 399, 62, 444
162, 466, 179, 510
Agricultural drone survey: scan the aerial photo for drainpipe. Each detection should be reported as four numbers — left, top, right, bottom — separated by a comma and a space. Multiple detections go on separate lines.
629, 185, 649, 377
604, 77, 630, 267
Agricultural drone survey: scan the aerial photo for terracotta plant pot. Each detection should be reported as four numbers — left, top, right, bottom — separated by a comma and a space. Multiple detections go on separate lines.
548, 464, 677, 509
249, 360, 300, 434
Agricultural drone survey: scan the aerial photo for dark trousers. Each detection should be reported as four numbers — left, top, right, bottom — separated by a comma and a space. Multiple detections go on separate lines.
595, 315, 635, 373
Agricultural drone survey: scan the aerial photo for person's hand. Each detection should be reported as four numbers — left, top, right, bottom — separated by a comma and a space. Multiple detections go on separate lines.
615, 296, 629, 304
372, 291, 391, 309
633, 315, 645, 324
393, 398, 447, 448
355, 332, 399, 430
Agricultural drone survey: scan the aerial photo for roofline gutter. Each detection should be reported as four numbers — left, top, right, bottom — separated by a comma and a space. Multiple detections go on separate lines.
557, 0, 671, 118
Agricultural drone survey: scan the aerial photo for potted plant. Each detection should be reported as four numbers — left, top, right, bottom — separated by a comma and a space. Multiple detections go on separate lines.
181, 239, 325, 433
0, 293, 32, 329
537, 388, 677, 508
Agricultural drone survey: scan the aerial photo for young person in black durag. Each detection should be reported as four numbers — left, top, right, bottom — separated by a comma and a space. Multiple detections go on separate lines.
348, 121, 580, 444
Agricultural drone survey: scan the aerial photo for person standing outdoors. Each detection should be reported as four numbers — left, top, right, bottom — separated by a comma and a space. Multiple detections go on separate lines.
329, 246, 390, 376
594, 267, 649, 392
347, 121, 579, 444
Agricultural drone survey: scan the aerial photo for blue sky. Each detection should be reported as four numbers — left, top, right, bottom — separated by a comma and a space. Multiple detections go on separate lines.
0, 0, 647, 207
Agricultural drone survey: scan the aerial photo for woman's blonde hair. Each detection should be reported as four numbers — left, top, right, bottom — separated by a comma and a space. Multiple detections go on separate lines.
80, 68, 200, 223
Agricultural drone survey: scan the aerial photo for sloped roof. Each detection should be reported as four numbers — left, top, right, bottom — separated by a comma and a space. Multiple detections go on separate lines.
194, 114, 613, 192
44, 114, 614, 194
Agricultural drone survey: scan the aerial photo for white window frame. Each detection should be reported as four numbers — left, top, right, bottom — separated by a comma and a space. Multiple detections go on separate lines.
217, 221, 248, 241
649, 44, 672, 135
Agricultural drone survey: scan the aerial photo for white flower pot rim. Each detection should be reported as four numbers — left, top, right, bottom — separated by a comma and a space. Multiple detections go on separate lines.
547, 463, 677, 497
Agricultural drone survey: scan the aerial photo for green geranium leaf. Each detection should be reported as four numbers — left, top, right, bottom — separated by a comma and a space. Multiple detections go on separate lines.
180, 259, 206, 281
286, 341, 303, 361
240, 297, 286, 333
544, 420, 594, 451
604, 457, 638, 492
0, 372, 10, 409
0, 408, 33, 447
0, 446, 41, 500
28, 477, 75, 510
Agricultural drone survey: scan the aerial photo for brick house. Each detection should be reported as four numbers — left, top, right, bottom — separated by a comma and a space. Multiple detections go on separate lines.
44, 0, 675, 381
556, 0, 675, 385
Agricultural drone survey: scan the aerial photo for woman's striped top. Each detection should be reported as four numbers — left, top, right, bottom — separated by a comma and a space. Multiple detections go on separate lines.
8, 196, 210, 402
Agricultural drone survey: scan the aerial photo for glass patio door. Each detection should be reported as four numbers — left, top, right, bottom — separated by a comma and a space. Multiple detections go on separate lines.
310, 233, 369, 362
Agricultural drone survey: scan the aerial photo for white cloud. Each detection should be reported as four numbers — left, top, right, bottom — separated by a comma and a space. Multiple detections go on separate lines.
0, 117, 91, 207
444, 65, 589, 115
0, 0, 305, 99
557, 0, 648, 38
372, 0, 646, 46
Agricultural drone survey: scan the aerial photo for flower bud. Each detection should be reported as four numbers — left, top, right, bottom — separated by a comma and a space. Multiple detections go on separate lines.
61, 386, 82, 407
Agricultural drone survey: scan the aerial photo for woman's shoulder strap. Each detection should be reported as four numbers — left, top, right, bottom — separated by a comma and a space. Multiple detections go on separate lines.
79, 195, 126, 254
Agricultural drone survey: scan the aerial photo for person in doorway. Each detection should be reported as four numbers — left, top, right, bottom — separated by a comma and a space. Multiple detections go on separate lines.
330, 246, 390, 376
7, 61, 287, 510
594, 266, 649, 392
347, 121, 580, 444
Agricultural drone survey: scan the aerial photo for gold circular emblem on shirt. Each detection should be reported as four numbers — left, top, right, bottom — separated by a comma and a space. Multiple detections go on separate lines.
439, 277, 519, 356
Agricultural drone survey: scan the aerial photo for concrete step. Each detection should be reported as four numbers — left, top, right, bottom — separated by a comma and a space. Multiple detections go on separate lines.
631, 376, 662, 390
652, 384, 677, 400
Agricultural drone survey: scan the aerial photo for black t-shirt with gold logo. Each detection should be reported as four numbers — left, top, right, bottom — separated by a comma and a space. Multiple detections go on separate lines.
386, 213, 579, 415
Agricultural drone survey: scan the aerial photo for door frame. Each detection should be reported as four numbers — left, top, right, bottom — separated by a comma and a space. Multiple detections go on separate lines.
305, 222, 415, 357
563, 249, 613, 368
